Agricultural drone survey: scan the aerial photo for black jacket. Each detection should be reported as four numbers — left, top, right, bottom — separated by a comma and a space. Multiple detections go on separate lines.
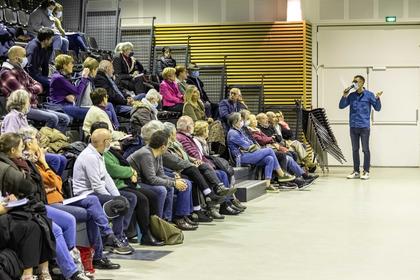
94, 70, 129, 106
113, 54, 144, 84
186, 76, 210, 103
258, 125, 283, 143
157, 56, 176, 75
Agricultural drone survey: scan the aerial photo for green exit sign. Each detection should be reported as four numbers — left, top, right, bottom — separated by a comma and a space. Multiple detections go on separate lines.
385, 16, 397, 22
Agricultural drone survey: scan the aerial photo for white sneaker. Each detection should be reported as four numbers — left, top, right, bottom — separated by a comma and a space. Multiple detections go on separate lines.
346, 171, 360, 179
360, 171, 370, 180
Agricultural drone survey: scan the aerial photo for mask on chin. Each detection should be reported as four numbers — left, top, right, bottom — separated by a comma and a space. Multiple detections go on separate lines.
20, 57, 28, 68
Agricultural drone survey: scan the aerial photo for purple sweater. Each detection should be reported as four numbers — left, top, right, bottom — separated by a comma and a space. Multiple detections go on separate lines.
49, 71, 89, 106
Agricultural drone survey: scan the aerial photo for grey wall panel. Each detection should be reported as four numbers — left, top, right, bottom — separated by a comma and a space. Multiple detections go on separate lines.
171, 0, 194, 23
320, 0, 344, 20
198, 0, 222, 22
378, 0, 403, 18
226, 0, 250, 22
349, 0, 374, 19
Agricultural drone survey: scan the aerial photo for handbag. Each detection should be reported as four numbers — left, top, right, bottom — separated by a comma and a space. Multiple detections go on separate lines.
207, 155, 234, 177
150, 215, 184, 245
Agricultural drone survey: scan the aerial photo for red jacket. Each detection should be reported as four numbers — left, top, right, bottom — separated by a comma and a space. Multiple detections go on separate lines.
250, 129, 274, 146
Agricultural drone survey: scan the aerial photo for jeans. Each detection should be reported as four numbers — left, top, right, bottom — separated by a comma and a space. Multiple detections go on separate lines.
52, 34, 69, 52
285, 155, 305, 177
241, 148, 280, 179
115, 104, 133, 118
140, 183, 174, 221
52, 195, 114, 260
92, 193, 135, 239
350, 127, 371, 172
173, 179, 193, 217
45, 153, 67, 176
62, 105, 89, 122
67, 33, 89, 54
27, 108, 71, 132
215, 169, 234, 201
46, 205, 78, 279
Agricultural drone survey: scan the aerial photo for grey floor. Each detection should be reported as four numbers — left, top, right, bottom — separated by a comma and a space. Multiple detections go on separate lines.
96, 167, 420, 280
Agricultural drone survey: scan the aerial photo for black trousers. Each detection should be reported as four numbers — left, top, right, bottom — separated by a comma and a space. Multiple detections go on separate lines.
163, 103, 184, 113
181, 166, 211, 207
122, 187, 160, 236
10, 219, 54, 268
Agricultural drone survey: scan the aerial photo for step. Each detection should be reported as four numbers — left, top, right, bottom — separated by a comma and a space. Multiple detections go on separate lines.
235, 180, 267, 202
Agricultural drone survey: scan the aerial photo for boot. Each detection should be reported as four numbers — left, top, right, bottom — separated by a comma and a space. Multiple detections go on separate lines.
141, 229, 164, 246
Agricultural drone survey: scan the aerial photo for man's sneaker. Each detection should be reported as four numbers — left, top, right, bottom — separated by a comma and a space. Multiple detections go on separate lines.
194, 210, 213, 223
205, 192, 225, 206
294, 177, 314, 190
277, 174, 296, 183
346, 171, 360, 179
277, 182, 298, 190
360, 171, 370, 180
107, 236, 134, 255
70, 272, 90, 280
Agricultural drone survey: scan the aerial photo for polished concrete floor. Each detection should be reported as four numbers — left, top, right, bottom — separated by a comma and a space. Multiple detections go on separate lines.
96, 167, 420, 280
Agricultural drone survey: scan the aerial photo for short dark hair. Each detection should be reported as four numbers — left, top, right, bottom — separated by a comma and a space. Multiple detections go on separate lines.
149, 130, 169, 149
37, 27, 55, 42
90, 121, 109, 135
40, 0, 56, 9
0, 133, 22, 154
90, 88, 108, 106
354, 75, 365, 84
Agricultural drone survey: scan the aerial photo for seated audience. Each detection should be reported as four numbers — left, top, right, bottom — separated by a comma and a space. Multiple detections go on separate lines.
183, 85, 207, 122
0, 46, 70, 132
19, 126, 121, 271
51, 3, 69, 54
227, 113, 295, 191
76, 57, 99, 107
26, 27, 54, 91
130, 89, 161, 136
175, 65, 188, 95
0, 133, 89, 280
113, 42, 147, 95
50, 54, 90, 121
160, 67, 184, 113
128, 127, 197, 230
72, 127, 136, 254
157, 47, 176, 77
104, 135, 164, 246
186, 63, 219, 118
219, 88, 247, 130
94, 59, 135, 118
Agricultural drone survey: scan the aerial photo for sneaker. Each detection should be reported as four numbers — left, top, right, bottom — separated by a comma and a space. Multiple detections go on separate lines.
109, 236, 134, 255
266, 184, 280, 193
360, 171, 370, 180
70, 272, 90, 280
346, 171, 360, 179
277, 174, 296, 183
194, 210, 213, 223
295, 177, 314, 190
278, 182, 298, 190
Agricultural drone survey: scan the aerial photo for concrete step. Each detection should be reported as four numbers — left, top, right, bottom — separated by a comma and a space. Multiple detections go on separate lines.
234, 166, 264, 182
235, 180, 267, 202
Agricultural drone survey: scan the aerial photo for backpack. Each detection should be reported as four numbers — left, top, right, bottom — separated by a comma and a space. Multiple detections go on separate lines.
150, 215, 184, 245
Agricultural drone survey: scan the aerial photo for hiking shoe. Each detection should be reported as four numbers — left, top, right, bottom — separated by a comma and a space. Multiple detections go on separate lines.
266, 184, 280, 193
360, 171, 370, 180
70, 272, 90, 280
276, 174, 296, 183
278, 182, 298, 190
346, 171, 360, 179
295, 177, 314, 190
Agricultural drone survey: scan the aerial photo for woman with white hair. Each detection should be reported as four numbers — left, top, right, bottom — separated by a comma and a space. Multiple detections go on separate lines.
130, 89, 162, 136
1, 89, 30, 134
113, 42, 147, 95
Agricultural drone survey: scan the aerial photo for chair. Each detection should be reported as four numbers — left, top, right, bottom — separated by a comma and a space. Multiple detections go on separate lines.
0, 0, 7, 8
16, 9, 28, 27
3, 7, 17, 26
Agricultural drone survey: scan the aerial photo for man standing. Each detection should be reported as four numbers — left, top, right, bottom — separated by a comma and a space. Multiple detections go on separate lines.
339, 75, 382, 180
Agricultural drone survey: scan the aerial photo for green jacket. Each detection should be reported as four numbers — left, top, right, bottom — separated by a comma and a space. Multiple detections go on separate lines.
104, 151, 134, 189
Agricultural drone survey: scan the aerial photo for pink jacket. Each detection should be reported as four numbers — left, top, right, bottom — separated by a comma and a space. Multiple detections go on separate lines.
160, 80, 184, 107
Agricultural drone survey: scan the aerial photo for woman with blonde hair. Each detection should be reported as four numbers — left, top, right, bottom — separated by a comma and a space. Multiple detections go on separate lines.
1, 89, 30, 134
182, 85, 206, 122
160, 67, 184, 112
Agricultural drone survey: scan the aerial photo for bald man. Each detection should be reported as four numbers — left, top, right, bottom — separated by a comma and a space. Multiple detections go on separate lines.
0, 45, 70, 132
93, 59, 136, 118
72, 127, 136, 255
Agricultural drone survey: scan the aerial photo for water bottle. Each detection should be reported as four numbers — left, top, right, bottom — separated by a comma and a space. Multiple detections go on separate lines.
235, 154, 241, 168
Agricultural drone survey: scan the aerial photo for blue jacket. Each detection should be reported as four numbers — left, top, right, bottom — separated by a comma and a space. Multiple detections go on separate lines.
227, 128, 254, 159
339, 90, 381, 128
26, 38, 52, 86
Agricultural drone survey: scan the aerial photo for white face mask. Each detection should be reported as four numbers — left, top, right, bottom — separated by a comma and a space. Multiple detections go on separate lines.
20, 57, 28, 68
56, 11, 63, 18
245, 120, 250, 127
104, 145, 111, 153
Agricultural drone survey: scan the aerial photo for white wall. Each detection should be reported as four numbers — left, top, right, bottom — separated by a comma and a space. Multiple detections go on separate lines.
305, 0, 420, 167
118, 0, 287, 25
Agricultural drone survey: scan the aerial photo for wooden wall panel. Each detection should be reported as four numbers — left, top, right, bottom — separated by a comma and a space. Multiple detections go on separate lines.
155, 21, 312, 108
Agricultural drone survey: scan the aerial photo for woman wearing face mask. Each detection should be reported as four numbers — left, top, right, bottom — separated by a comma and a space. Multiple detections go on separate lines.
50, 3, 69, 54
28, 0, 56, 38
227, 112, 295, 191
157, 47, 176, 77
112, 42, 147, 95
130, 89, 162, 137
